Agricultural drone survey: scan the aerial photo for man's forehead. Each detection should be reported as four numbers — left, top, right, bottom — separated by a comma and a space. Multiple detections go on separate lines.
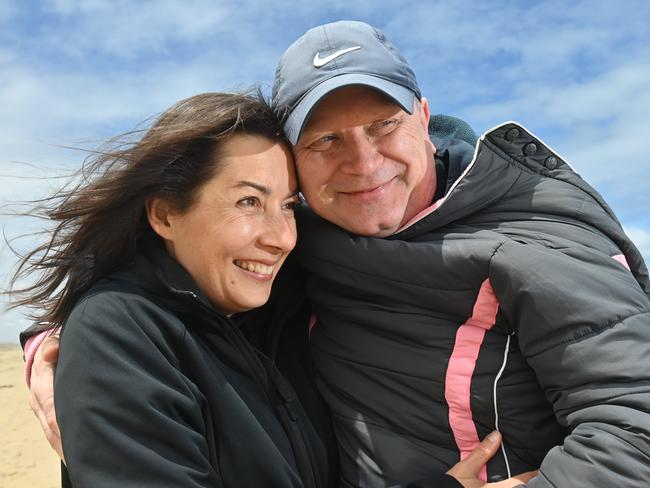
303, 86, 406, 131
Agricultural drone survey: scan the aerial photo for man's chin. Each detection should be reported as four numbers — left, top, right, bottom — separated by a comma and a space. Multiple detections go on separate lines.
335, 218, 399, 238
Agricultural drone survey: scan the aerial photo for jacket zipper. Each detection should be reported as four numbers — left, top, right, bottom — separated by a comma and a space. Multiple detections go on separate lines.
230, 323, 319, 488
187, 294, 319, 488
265, 356, 320, 488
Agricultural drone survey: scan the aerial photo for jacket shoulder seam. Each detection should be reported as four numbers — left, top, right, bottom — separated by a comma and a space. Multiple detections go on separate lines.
66, 287, 187, 345
527, 311, 650, 358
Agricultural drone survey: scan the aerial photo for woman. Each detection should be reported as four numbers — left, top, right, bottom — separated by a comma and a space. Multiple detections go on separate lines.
13, 92, 531, 487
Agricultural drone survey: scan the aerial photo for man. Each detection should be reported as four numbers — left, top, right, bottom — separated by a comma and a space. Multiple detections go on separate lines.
26, 20, 650, 487
268, 20, 650, 487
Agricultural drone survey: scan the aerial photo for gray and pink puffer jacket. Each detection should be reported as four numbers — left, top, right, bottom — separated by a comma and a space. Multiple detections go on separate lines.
295, 121, 650, 488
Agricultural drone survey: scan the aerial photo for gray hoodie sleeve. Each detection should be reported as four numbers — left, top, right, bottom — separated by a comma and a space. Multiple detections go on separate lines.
490, 239, 650, 488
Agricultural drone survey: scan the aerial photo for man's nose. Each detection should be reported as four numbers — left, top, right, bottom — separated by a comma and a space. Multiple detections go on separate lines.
340, 130, 382, 176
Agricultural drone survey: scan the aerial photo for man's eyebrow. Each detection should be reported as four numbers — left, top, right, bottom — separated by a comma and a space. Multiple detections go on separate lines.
234, 180, 270, 194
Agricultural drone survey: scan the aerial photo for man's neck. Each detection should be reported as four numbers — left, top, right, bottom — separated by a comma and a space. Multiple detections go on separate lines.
399, 149, 437, 227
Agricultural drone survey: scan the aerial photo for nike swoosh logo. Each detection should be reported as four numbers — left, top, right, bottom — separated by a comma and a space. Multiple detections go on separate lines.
313, 46, 361, 68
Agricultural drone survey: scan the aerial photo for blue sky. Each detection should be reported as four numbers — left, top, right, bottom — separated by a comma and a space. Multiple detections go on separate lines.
1, 0, 649, 342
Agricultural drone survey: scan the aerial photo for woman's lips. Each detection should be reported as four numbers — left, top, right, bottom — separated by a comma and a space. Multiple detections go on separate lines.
233, 260, 276, 282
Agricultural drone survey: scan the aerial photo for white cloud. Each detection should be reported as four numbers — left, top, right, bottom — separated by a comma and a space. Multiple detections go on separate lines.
388, 0, 650, 110
1, 2, 649, 343
442, 36, 650, 227
469, 61, 650, 127
40, 0, 230, 58
0, 222, 45, 342
0, 302, 30, 344
0, 52, 264, 163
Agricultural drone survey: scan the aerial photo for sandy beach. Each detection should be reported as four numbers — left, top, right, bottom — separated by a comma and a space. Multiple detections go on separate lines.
0, 343, 60, 488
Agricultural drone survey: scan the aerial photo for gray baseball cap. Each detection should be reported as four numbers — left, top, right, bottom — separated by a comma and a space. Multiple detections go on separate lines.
272, 21, 421, 145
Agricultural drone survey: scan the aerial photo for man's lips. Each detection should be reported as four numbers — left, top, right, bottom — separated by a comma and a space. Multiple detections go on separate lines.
339, 177, 396, 201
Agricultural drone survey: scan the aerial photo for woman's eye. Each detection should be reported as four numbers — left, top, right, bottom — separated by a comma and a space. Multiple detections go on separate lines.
283, 198, 302, 211
238, 196, 260, 208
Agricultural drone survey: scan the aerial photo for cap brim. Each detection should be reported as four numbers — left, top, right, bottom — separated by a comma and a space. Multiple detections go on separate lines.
283, 74, 417, 145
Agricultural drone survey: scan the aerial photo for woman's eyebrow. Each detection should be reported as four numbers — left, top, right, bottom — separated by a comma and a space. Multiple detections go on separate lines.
235, 181, 299, 200
234, 180, 269, 194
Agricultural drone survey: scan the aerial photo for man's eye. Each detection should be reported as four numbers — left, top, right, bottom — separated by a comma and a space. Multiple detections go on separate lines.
371, 119, 398, 135
238, 196, 260, 208
309, 134, 337, 151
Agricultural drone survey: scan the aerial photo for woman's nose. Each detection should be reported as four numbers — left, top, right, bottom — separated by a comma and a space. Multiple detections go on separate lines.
258, 213, 297, 253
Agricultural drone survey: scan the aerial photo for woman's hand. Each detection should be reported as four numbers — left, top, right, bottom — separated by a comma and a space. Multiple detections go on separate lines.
446, 432, 537, 487
28, 334, 65, 463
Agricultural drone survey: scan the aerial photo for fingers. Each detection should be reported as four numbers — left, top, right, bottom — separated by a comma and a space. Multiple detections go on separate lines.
466, 431, 502, 466
447, 431, 501, 478
445, 432, 538, 488
489, 471, 537, 487
511, 470, 537, 484
36, 398, 65, 460
40, 335, 61, 363
482, 469, 538, 487
28, 333, 65, 462
29, 383, 65, 461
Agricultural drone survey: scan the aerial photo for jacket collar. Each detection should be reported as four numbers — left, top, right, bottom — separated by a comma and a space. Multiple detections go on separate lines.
112, 234, 228, 319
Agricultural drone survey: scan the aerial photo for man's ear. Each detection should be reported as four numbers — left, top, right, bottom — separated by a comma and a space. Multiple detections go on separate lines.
418, 97, 431, 130
418, 97, 436, 156
146, 198, 175, 240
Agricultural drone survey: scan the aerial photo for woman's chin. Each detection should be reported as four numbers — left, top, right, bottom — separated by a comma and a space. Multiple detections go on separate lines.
220, 290, 273, 316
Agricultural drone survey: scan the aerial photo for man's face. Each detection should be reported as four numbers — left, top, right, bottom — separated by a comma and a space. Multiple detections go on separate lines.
293, 86, 436, 237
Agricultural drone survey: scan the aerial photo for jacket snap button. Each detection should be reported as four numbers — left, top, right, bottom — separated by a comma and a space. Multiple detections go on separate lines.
505, 127, 520, 141
523, 142, 538, 156
545, 156, 558, 169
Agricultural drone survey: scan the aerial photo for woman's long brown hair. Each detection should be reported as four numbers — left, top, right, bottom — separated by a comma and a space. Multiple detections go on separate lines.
6, 91, 286, 329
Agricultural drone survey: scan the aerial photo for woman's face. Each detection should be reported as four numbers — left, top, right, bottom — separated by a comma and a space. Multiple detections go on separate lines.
153, 134, 299, 315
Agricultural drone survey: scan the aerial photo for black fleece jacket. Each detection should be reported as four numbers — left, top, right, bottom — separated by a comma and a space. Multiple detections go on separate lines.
53, 237, 462, 488
55, 238, 335, 487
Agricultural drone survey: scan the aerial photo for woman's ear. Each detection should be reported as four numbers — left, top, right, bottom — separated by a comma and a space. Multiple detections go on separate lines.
146, 198, 174, 240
